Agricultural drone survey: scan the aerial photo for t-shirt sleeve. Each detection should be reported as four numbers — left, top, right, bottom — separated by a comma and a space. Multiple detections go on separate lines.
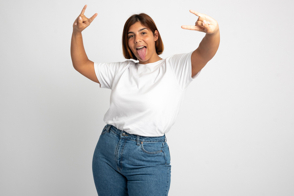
167, 51, 201, 89
94, 61, 122, 89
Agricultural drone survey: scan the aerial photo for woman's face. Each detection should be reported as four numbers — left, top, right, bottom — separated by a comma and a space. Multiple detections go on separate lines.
127, 22, 159, 64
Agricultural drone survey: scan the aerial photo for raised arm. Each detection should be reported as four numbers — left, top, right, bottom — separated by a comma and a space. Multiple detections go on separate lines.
71, 5, 99, 83
181, 10, 220, 77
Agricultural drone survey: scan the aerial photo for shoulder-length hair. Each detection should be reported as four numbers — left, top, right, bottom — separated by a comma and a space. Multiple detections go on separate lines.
122, 13, 164, 60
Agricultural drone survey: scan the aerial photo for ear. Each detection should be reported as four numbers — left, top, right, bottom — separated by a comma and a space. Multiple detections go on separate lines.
153, 30, 159, 42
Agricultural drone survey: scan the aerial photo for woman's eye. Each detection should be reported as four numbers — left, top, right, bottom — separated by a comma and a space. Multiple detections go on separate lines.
128, 32, 145, 39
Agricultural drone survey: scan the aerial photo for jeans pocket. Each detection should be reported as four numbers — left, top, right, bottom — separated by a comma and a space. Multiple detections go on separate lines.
140, 141, 163, 154
163, 142, 171, 165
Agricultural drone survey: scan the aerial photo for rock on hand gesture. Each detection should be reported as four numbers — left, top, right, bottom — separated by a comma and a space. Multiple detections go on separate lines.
73, 5, 98, 33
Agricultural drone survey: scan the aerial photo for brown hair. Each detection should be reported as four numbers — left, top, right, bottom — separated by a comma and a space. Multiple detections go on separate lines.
122, 13, 164, 60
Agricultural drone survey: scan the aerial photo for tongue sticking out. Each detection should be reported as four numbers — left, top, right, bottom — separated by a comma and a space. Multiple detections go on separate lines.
137, 47, 146, 60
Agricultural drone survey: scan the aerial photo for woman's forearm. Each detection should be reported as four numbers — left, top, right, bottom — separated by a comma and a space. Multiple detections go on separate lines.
198, 27, 220, 62
70, 31, 90, 70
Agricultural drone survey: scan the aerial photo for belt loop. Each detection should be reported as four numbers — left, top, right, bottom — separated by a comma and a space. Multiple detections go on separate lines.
137, 135, 140, 146
106, 124, 111, 132
165, 134, 167, 142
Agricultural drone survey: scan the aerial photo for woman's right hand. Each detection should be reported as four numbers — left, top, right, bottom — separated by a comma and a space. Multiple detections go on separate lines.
73, 5, 98, 33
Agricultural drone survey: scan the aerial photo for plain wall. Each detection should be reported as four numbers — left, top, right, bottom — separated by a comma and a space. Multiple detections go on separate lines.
1, 0, 293, 195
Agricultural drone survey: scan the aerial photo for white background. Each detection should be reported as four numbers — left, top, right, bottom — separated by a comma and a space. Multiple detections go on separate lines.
1, 0, 293, 195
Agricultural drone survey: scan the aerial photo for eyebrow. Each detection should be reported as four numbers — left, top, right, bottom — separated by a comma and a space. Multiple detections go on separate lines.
128, 28, 147, 34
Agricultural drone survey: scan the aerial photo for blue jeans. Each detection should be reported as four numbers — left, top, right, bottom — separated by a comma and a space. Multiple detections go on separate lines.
92, 124, 171, 196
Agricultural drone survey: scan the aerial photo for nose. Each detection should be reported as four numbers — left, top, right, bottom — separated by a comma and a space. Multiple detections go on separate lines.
135, 35, 141, 44
135, 39, 141, 44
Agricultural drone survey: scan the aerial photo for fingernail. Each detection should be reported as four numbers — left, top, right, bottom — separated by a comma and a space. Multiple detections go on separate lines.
79, 16, 82, 20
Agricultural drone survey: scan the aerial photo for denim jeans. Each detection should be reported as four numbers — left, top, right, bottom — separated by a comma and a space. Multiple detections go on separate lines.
92, 124, 171, 196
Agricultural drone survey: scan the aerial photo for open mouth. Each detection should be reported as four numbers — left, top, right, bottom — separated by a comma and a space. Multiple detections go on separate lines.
136, 46, 147, 50
136, 46, 147, 60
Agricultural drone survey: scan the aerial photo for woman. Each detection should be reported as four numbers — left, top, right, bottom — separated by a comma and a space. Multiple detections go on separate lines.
71, 4, 220, 196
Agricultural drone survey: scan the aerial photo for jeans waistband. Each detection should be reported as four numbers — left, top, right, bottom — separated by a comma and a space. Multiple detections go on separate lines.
104, 124, 167, 143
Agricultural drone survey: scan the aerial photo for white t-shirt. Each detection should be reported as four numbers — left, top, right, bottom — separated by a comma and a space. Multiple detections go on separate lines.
94, 50, 200, 137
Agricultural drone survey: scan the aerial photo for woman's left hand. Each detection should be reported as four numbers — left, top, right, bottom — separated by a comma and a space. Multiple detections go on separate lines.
181, 10, 219, 35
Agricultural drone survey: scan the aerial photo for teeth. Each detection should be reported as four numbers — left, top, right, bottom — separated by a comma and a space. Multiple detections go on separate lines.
136, 46, 145, 50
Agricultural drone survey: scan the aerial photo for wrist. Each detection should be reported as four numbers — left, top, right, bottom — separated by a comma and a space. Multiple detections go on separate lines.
72, 30, 82, 36
208, 24, 220, 36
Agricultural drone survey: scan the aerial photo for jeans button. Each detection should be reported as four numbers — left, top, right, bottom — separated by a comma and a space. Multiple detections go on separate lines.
122, 133, 125, 136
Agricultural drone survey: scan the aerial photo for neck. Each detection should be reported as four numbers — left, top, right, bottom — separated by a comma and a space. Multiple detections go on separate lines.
139, 55, 162, 64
